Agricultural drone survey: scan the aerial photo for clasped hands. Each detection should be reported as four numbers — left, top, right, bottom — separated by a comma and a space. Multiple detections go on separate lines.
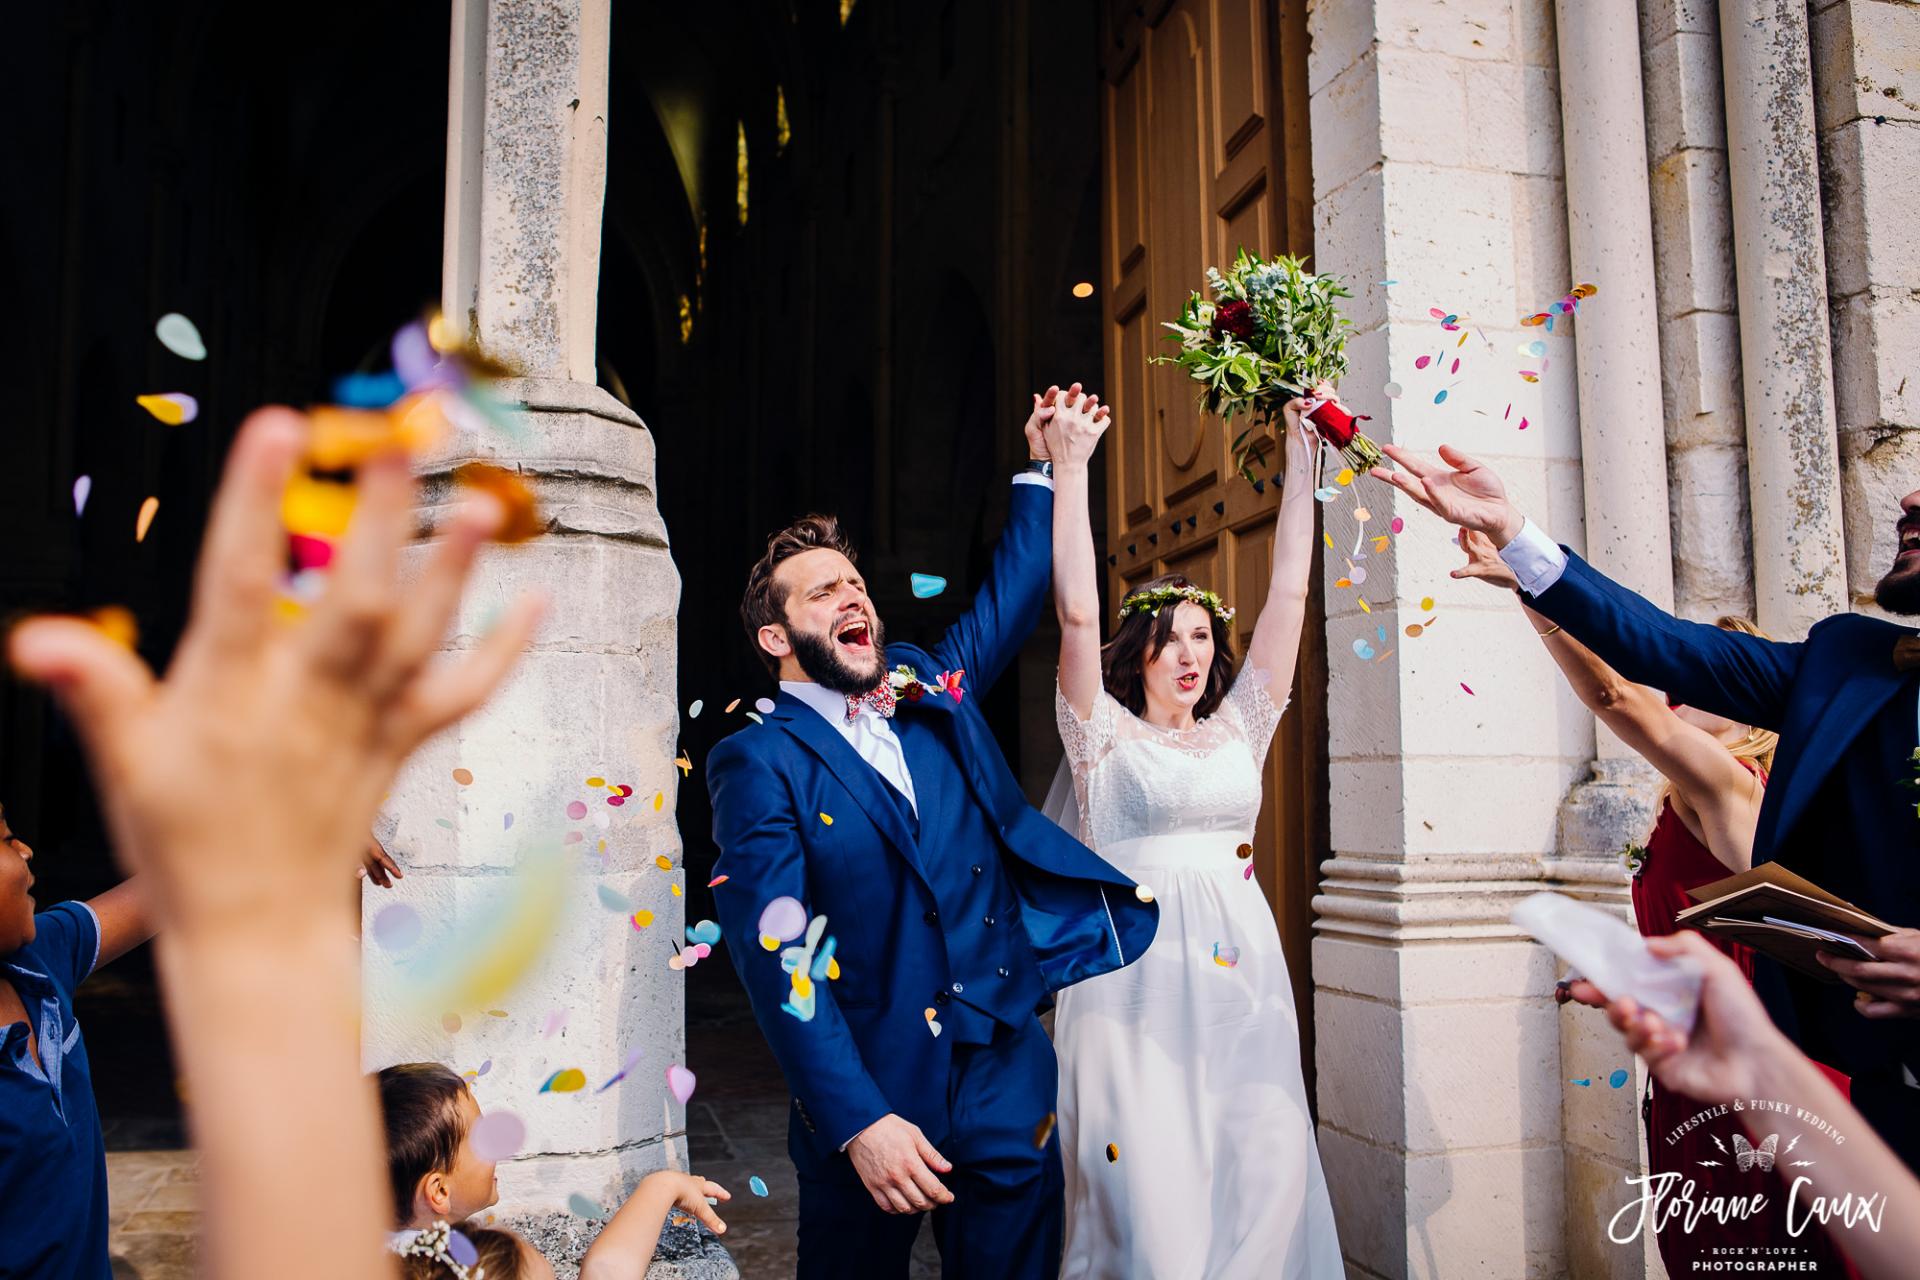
1023, 382, 1110, 470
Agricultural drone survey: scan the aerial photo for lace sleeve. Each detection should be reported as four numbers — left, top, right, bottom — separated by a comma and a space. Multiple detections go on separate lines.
1054, 681, 1120, 776
1222, 667, 1290, 770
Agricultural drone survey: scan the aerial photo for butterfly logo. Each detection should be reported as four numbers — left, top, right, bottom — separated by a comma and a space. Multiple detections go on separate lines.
1734, 1133, 1779, 1173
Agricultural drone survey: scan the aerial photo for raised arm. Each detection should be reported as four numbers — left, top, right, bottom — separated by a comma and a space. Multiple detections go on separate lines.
1047, 386, 1112, 721
1375, 442, 1801, 728
927, 394, 1065, 697
1455, 530, 1763, 870
1237, 396, 1320, 701
84, 877, 156, 969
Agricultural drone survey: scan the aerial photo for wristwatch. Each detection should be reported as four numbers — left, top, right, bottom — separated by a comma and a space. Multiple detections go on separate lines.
1025, 459, 1054, 479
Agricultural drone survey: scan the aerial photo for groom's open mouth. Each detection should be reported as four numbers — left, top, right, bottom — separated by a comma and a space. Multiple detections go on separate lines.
1895, 522, 1920, 568
835, 615, 875, 656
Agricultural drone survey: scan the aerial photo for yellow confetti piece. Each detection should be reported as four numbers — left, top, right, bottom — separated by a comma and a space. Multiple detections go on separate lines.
486, 1010, 509, 1018
586, 776, 605, 787
282, 474, 356, 538
87, 606, 138, 651
1420, 596, 1434, 611
1457, 330, 1470, 347
597, 839, 606, 852
1335, 468, 1354, 486
655, 855, 673, 871
653, 791, 665, 812
1372, 535, 1391, 553
760, 933, 780, 951
792, 973, 813, 999
671, 884, 682, 897
542, 1068, 587, 1093
1357, 599, 1372, 614
136, 496, 160, 542
819, 812, 834, 826
674, 753, 692, 776
1106, 1142, 1120, 1163
135, 393, 194, 425
827, 956, 841, 980
1323, 532, 1334, 549
633, 910, 655, 928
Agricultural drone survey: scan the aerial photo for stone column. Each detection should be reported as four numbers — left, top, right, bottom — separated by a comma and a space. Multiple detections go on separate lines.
362, 0, 691, 1234
1810, 0, 1920, 615
1720, 0, 1849, 635
1306, 1, 1617, 1274
1640, 0, 1755, 625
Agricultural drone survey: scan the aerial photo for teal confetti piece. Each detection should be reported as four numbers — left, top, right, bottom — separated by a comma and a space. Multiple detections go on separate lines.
749, 1175, 769, 1197
1608, 1068, 1629, 1088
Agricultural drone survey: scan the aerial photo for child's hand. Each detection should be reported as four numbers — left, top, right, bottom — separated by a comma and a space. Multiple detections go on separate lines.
8, 407, 544, 933
649, 1169, 730, 1234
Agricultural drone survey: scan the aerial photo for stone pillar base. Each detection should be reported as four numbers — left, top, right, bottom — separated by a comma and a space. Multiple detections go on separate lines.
500, 1212, 738, 1280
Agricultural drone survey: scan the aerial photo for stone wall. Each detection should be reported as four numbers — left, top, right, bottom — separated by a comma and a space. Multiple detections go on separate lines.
1813, 0, 1920, 613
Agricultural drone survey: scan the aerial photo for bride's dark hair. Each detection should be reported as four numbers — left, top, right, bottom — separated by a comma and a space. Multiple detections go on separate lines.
1100, 574, 1237, 720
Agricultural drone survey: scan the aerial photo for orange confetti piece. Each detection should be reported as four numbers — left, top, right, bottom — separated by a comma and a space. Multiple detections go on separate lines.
135, 496, 159, 542
86, 606, 138, 651
674, 753, 692, 776
707, 875, 729, 887
1335, 578, 1352, 589
442, 1012, 462, 1033
654, 854, 672, 871
452, 768, 474, 785
454, 462, 542, 544
725, 698, 742, 713
1106, 1142, 1120, 1163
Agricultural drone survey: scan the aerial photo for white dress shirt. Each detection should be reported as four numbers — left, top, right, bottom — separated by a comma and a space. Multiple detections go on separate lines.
782, 679, 918, 817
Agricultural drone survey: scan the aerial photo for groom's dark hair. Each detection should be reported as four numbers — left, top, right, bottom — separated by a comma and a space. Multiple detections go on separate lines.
742, 514, 859, 676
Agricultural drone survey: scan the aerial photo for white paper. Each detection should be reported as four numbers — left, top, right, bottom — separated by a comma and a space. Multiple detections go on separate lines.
1511, 892, 1704, 1035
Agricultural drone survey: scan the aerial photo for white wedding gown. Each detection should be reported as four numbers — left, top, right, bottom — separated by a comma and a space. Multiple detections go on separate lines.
1052, 673, 1342, 1279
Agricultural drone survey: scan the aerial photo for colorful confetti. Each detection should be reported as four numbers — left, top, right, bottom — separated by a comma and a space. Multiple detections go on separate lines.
754, 698, 775, 714
654, 854, 673, 871
72, 476, 91, 516
1461, 683, 1475, 695
539, 1068, 587, 1094
597, 885, 633, 913
1609, 1068, 1629, 1088
666, 1064, 697, 1105
373, 904, 422, 952
1212, 942, 1241, 968
596, 1045, 645, 1093
452, 768, 474, 786
707, 875, 729, 888
688, 919, 722, 946
689, 700, 704, 718
749, 1176, 769, 1197
155, 312, 207, 360
1033, 1113, 1058, 1148
758, 896, 807, 944
136, 393, 199, 425
566, 800, 588, 820
631, 910, 655, 929
568, 1193, 607, 1220
136, 496, 159, 542
911, 573, 947, 598
924, 1007, 943, 1038
470, 1111, 526, 1161
1106, 1142, 1120, 1163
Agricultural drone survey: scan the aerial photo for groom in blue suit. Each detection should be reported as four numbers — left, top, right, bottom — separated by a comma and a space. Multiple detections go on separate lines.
1380, 443, 1920, 1168
707, 400, 1156, 1278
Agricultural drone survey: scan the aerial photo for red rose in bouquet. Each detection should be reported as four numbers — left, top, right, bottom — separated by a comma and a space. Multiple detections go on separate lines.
1210, 300, 1256, 341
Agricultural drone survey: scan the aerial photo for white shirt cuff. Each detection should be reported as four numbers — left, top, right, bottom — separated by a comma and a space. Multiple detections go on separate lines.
1012, 472, 1054, 489
1498, 518, 1569, 595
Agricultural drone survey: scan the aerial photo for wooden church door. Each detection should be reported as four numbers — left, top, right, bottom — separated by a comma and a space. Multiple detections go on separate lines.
1097, 0, 1328, 1087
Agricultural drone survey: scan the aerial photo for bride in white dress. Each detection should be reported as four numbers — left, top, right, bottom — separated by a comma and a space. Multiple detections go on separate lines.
1042, 387, 1342, 1279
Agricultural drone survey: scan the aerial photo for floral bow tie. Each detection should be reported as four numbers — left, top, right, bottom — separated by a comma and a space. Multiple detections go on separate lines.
845, 683, 898, 723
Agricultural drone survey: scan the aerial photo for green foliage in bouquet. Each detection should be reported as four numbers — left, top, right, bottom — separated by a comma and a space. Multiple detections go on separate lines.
1154, 250, 1355, 482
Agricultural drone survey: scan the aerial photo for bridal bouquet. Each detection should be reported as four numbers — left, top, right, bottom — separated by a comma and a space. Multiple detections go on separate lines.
1155, 250, 1381, 481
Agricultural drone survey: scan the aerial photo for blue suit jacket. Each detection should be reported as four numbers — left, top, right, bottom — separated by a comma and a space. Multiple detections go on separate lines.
1529, 550, 1920, 1078
707, 481, 1158, 1167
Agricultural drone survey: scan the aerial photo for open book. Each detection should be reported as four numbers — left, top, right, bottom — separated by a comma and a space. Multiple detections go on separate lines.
1677, 863, 1893, 983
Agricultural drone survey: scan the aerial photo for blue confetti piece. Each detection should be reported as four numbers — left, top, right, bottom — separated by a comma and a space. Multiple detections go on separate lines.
810, 935, 838, 983
567, 1193, 607, 1220
597, 884, 633, 913
1376, 625, 1387, 645
1313, 486, 1342, 502
911, 573, 948, 599
1433, 389, 1449, 405
749, 1175, 769, 1197
1608, 1068, 1629, 1089
331, 371, 408, 408
1352, 637, 1376, 660
1570, 1077, 1591, 1087
687, 919, 722, 945
1527, 340, 1548, 357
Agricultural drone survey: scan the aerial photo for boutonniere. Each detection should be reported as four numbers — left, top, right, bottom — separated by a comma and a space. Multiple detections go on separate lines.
1622, 841, 1649, 878
1904, 747, 1920, 818
888, 664, 930, 702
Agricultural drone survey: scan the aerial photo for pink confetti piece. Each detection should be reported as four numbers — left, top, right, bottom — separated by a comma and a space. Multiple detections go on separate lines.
470, 1111, 526, 1161
1519, 417, 1530, 430
565, 800, 587, 820
1461, 683, 1475, 695
666, 1064, 697, 1105
1390, 516, 1405, 534
1414, 355, 1432, 370
1243, 863, 1255, 880
72, 476, 91, 516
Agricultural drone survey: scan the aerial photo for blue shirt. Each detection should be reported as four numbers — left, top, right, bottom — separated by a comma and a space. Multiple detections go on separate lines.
0, 902, 108, 1280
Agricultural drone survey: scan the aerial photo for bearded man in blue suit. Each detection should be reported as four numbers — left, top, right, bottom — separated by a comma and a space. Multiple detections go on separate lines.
1379, 441, 1920, 1171
707, 388, 1156, 1279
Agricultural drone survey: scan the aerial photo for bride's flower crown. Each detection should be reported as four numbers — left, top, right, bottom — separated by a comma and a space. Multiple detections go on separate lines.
1117, 583, 1235, 626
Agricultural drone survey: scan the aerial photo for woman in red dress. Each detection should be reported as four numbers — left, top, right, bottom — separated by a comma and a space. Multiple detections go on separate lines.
1458, 531, 1858, 1278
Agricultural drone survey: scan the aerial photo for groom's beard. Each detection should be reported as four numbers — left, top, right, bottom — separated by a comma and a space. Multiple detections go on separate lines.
788, 621, 888, 696
1876, 562, 1920, 615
